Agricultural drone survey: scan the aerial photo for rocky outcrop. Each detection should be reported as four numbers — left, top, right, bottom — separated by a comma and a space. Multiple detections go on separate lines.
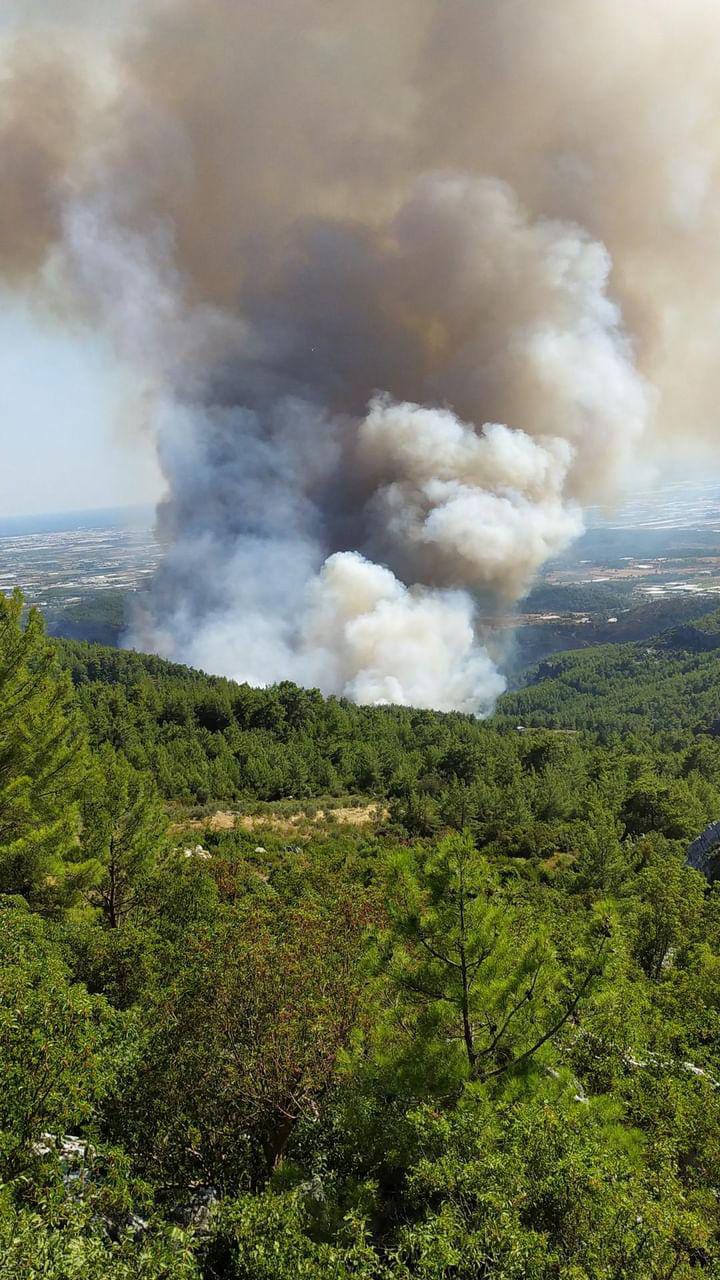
686, 822, 720, 881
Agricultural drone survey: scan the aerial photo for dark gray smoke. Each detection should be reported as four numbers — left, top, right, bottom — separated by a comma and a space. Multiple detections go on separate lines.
3, 1, 718, 710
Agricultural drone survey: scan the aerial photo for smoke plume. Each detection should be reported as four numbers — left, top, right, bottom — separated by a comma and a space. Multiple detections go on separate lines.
2, 0, 720, 710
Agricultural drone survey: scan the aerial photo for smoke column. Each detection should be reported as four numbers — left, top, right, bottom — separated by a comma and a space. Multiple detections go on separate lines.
3, 0, 720, 710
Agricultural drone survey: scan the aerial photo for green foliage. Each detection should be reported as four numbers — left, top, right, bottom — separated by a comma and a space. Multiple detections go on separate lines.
388, 1093, 714, 1279
572, 805, 630, 893
0, 1197, 199, 1279
2, 594, 720, 1273
497, 634, 720, 735
114, 890, 374, 1190
0, 592, 86, 906
78, 745, 166, 927
383, 834, 574, 1082
632, 842, 707, 979
0, 908, 115, 1180
204, 1190, 382, 1279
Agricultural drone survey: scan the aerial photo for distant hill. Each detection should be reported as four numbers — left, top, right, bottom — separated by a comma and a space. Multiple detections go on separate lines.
44, 590, 128, 648
655, 607, 720, 652
510, 594, 719, 674
0, 505, 154, 537
496, 604, 720, 736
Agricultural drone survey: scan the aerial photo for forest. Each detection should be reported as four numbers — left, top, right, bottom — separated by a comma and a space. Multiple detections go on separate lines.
2, 587, 720, 1278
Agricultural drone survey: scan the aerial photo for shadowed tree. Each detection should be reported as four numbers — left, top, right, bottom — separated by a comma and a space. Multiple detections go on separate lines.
118, 891, 375, 1189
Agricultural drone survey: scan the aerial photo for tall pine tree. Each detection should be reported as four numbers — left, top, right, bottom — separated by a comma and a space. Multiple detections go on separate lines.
79, 744, 165, 927
0, 591, 86, 908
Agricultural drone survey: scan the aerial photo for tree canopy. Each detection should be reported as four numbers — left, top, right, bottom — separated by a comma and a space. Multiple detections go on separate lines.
1, 592, 720, 1275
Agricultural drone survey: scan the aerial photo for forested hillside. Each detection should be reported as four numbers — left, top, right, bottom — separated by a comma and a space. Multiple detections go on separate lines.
54, 627, 720, 850
498, 609, 720, 735
3, 591, 720, 1277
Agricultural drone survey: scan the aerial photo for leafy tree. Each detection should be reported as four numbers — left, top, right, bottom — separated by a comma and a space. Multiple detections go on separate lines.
621, 776, 705, 841
573, 804, 630, 894
204, 1190, 381, 1280
117, 892, 374, 1189
632, 842, 707, 979
389, 787, 440, 837
389, 1092, 714, 1280
0, 907, 114, 1180
0, 1199, 200, 1279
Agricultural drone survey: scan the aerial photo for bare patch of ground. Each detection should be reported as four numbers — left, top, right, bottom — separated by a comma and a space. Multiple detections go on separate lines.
237, 803, 384, 833
172, 802, 386, 837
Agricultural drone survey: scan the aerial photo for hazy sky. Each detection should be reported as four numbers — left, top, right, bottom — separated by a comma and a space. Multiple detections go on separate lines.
0, 300, 164, 518
0, 0, 715, 526
0, 2, 161, 520
0, 1, 139, 31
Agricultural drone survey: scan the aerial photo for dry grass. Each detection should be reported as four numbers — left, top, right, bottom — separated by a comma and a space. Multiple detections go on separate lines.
238, 802, 385, 833
171, 802, 387, 838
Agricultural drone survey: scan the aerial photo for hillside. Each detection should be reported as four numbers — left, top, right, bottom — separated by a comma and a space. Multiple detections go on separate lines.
510, 593, 720, 672
3, 598, 720, 1276
53, 621, 720, 855
56, 637, 491, 807
497, 607, 720, 735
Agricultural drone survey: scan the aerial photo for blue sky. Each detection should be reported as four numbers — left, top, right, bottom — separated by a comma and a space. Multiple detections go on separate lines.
0, 299, 164, 518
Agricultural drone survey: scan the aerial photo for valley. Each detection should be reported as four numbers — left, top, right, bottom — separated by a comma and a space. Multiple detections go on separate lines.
8, 480, 720, 673
4, 532, 720, 1274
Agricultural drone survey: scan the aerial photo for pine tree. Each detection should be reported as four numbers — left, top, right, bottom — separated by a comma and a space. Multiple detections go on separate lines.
79, 744, 165, 928
0, 591, 86, 907
574, 803, 630, 894
384, 832, 606, 1081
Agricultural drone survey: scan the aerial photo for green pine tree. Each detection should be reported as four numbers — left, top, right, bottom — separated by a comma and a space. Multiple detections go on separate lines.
384, 832, 606, 1082
0, 591, 86, 908
79, 744, 166, 928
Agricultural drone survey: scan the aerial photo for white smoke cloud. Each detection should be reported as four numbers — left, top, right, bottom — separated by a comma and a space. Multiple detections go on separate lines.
300, 552, 506, 714
6, 1, 719, 714
45, 173, 652, 713
358, 399, 583, 598
386, 175, 653, 503
124, 173, 640, 713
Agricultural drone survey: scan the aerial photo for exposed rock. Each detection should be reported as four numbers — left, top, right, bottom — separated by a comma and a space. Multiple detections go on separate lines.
183, 844, 212, 859
170, 1185, 219, 1232
686, 822, 720, 881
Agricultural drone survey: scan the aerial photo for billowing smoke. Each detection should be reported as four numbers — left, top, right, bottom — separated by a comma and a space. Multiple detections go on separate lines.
2, 0, 719, 710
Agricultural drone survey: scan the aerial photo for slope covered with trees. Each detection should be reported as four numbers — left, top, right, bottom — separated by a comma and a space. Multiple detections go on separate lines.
497, 608, 720, 735
2, 591, 720, 1277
